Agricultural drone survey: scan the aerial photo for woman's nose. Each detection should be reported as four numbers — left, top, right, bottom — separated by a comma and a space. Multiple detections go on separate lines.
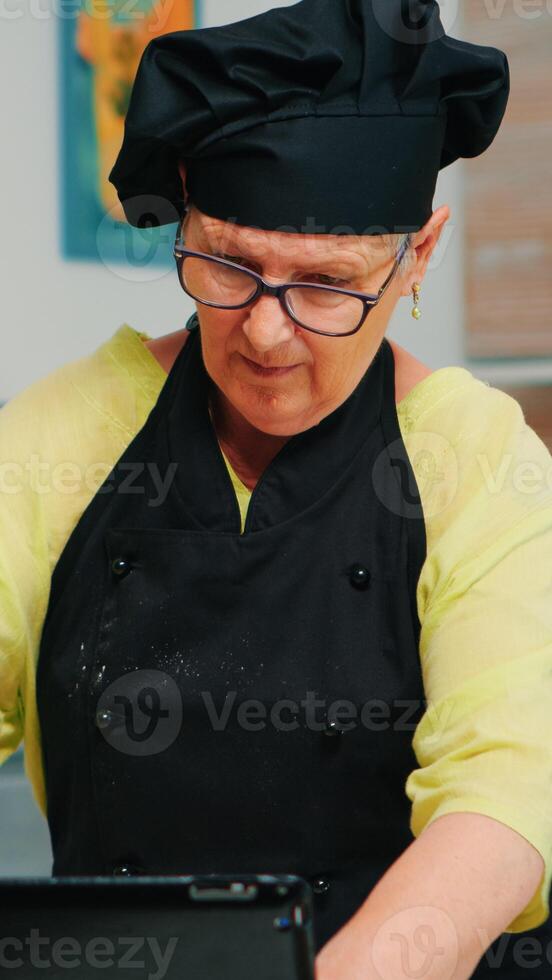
241, 293, 298, 352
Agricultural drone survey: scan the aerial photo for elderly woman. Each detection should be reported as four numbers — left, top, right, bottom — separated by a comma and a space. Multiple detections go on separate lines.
2, 1, 552, 978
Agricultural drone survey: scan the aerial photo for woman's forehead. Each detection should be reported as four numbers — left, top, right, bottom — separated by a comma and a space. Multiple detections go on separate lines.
190, 210, 397, 265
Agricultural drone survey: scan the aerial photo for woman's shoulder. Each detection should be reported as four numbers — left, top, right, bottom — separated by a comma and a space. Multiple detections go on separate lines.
0, 323, 167, 530
2, 324, 164, 441
142, 328, 190, 374
390, 340, 502, 430
392, 344, 552, 548
387, 338, 434, 405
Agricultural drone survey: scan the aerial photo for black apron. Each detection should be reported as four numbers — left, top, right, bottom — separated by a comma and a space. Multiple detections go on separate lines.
36, 313, 551, 970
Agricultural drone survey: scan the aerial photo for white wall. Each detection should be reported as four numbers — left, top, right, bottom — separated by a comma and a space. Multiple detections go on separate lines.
1, 0, 466, 403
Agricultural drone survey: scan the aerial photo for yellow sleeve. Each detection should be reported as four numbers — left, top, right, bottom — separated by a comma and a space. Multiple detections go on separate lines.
0, 397, 50, 776
403, 379, 552, 933
0, 566, 24, 767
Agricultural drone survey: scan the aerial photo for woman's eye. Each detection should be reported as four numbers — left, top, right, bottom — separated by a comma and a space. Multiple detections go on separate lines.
301, 272, 348, 289
216, 254, 251, 268
228, 255, 246, 265
310, 274, 347, 287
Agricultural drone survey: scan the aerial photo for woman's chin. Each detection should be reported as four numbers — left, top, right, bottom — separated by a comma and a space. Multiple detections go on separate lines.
232, 382, 311, 436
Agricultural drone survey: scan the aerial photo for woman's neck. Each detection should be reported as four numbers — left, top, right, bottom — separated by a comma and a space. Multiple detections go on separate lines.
208, 382, 290, 491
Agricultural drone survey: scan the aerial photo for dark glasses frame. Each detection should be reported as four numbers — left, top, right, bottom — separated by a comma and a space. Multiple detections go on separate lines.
173, 229, 411, 337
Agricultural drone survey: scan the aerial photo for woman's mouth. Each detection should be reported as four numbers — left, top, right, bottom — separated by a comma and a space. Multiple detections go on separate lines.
241, 354, 300, 377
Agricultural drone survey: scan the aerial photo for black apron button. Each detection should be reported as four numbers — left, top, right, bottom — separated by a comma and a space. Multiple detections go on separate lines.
349, 563, 371, 589
95, 709, 114, 730
311, 877, 330, 894
323, 720, 344, 737
112, 864, 145, 876
111, 557, 131, 577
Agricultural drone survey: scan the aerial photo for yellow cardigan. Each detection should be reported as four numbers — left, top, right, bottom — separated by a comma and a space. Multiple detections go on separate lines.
2, 323, 552, 933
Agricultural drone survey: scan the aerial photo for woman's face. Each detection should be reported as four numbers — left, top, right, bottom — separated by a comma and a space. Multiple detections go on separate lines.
183, 205, 411, 437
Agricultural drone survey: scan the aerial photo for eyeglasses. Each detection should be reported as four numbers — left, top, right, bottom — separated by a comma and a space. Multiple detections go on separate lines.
173, 230, 410, 337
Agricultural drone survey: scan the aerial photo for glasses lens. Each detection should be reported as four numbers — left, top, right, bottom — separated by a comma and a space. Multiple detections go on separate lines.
179, 256, 258, 307
286, 286, 367, 334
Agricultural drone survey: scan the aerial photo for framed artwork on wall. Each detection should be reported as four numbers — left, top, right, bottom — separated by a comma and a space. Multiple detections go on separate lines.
59, 0, 201, 267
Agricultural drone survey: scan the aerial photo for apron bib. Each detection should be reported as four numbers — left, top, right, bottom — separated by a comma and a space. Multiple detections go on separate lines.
37, 311, 429, 951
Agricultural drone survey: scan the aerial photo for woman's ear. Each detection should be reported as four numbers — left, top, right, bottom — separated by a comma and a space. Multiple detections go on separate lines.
399, 204, 450, 297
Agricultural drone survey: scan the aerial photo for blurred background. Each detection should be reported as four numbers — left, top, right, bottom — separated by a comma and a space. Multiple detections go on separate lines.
1, 0, 551, 874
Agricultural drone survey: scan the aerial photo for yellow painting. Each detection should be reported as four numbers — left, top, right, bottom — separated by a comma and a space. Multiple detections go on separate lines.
75, 0, 195, 222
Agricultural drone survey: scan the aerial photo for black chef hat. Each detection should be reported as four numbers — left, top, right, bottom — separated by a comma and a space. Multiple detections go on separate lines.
108, 0, 510, 235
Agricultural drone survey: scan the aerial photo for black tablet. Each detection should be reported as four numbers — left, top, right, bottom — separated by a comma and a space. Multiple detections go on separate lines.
0, 874, 316, 979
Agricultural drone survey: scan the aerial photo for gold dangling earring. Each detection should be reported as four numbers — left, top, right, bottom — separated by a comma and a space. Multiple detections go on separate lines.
411, 282, 422, 320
